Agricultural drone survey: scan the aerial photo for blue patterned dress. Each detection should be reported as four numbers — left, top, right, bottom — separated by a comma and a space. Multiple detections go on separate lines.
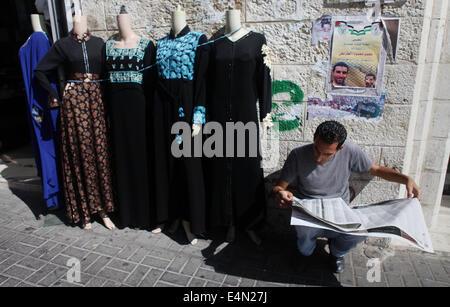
152, 26, 209, 235
105, 37, 156, 229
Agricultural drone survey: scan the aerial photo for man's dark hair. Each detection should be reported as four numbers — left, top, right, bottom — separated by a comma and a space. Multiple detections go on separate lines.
366, 73, 376, 79
314, 120, 347, 149
332, 62, 349, 72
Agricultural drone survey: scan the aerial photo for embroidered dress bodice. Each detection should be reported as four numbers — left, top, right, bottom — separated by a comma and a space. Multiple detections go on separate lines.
105, 37, 151, 84
156, 31, 204, 80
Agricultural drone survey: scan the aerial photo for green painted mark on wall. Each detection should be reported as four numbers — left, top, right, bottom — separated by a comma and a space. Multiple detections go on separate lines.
271, 80, 304, 131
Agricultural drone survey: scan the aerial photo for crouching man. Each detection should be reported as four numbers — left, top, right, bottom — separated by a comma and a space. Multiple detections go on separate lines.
271, 120, 421, 273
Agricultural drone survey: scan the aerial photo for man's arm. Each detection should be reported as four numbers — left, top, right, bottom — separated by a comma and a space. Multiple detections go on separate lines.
271, 180, 294, 208
368, 163, 421, 200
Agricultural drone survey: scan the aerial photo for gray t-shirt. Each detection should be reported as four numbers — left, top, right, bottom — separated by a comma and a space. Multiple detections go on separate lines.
280, 140, 372, 204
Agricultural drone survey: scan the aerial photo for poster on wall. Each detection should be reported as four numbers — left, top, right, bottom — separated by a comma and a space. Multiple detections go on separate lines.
312, 15, 332, 45
326, 15, 387, 97
307, 93, 386, 122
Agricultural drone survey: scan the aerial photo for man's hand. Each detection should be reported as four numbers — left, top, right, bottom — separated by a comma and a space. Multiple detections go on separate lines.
275, 190, 293, 209
406, 177, 421, 200
369, 164, 422, 201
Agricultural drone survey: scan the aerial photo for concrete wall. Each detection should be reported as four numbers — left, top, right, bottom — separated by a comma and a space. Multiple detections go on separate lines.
79, 1, 449, 227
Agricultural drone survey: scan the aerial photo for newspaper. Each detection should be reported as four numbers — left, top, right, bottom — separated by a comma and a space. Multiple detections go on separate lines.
290, 197, 434, 253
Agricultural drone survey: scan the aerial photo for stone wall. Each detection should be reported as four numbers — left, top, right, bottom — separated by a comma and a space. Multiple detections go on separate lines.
80, 0, 434, 230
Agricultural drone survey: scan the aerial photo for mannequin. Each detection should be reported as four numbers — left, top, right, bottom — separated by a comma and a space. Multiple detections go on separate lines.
19, 14, 61, 211
205, 9, 272, 247
151, 4, 208, 245
223, 9, 263, 246
75, 11, 116, 231
114, 6, 140, 48
105, 6, 155, 230
171, 5, 187, 37
224, 9, 249, 42
31, 14, 48, 34
72, 11, 88, 37
162, 4, 199, 245
35, 11, 117, 231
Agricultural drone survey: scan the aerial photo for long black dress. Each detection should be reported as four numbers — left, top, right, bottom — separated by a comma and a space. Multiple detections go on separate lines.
104, 37, 156, 229
34, 32, 115, 226
206, 31, 272, 231
152, 26, 209, 235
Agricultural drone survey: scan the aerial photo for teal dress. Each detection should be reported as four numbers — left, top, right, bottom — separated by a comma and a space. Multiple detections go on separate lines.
104, 37, 156, 229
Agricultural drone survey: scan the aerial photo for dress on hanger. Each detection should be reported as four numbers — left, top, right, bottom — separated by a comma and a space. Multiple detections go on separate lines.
152, 25, 209, 235
19, 31, 61, 209
206, 31, 272, 231
34, 31, 115, 225
104, 37, 156, 229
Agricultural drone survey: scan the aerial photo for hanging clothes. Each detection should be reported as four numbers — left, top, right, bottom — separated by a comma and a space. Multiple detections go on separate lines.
152, 25, 209, 235
104, 37, 156, 229
206, 31, 272, 231
18, 31, 61, 209
34, 31, 115, 226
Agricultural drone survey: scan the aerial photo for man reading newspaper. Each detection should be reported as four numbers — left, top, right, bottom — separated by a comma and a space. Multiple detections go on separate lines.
271, 121, 421, 273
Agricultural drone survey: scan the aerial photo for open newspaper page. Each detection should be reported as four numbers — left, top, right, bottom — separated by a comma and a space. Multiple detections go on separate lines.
291, 197, 434, 253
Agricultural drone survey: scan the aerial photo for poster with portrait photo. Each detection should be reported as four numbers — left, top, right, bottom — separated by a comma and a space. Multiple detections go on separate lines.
326, 15, 388, 97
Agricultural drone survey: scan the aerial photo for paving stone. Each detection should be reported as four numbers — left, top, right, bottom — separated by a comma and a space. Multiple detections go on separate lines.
128, 247, 149, 263
102, 280, 122, 287
385, 273, 404, 287
420, 279, 449, 287
0, 274, 9, 285
85, 255, 112, 275
50, 254, 72, 267
93, 244, 121, 257
38, 266, 72, 286
19, 236, 47, 247
402, 274, 421, 287
26, 263, 58, 284
0, 253, 26, 273
17, 282, 37, 287
141, 255, 170, 270
139, 268, 163, 287
116, 245, 140, 260
181, 257, 203, 275
85, 276, 107, 287
160, 271, 191, 286
29, 241, 59, 258
223, 275, 240, 286
107, 259, 137, 273
17, 257, 47, 271
61, 246, 90, 259
188, 277, 207, 287
53, 280, 83, 287
428, 263, 450, 283
3, 265, 35, 280
167, 254, 189, 273
39, 243, 69, 262
123, 265, 150, 287
7, 242, 36, 255
97, 267, 130, 283
195, 268, 226, 283
1, 278, 21, 287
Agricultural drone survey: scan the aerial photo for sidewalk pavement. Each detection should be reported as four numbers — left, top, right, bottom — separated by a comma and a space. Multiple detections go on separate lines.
0, 146, 449, 287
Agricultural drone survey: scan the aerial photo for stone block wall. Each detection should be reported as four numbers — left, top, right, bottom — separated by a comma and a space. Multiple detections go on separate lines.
80, 1, 435, 230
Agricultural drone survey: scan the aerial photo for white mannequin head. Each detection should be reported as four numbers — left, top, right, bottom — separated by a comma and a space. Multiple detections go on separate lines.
72, 10, 87, 35
30, 14, 47, 33
171, 5, 187, 36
